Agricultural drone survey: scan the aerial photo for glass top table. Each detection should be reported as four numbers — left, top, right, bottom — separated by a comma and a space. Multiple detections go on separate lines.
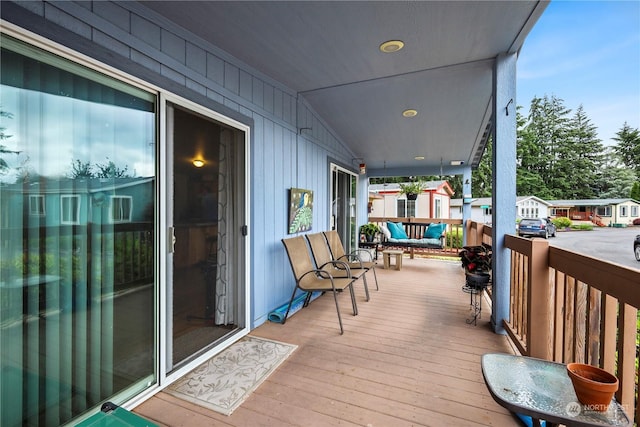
481, 353, 630, 427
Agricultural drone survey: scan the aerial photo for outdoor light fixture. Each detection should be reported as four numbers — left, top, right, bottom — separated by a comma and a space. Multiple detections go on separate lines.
359, 163, 366, 174
450, 160, 465, 166
193, 159, 205, 168
379, 40, 404, 53
414, 156, 425, 160
402, 109, 418, 118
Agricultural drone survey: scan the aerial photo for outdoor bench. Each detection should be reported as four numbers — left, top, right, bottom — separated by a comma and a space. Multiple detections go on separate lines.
379, 221, 446, 250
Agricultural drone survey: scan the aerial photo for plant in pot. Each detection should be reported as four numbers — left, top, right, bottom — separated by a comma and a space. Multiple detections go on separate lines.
360, 223, 380, 242
399, 180, 425, 201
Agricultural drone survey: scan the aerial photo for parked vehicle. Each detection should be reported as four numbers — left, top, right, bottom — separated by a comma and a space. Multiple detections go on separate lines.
635, 235, 640, 261
518, 218, 556, 239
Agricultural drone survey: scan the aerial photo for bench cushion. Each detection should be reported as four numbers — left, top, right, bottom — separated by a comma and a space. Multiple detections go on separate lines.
387, 221, 408, 239
386, 237, 442, 247
424, 223, 447, 239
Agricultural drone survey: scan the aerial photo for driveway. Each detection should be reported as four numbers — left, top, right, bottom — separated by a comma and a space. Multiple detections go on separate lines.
547, 226, 640, 270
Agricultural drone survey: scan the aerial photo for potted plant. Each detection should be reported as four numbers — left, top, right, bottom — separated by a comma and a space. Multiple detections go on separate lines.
399, 180, 425, 200
360, 223, 380, 242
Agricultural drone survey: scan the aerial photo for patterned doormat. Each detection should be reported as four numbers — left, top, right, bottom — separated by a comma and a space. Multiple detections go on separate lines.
166, 336, 297, 415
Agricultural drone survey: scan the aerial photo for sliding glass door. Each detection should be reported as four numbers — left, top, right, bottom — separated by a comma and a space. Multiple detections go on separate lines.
165, 101, 247, 372
0, 35, 156, 427
330, 164, 358, 253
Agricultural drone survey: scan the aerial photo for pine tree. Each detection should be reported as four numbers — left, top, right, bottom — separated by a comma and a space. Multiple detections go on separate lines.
561, 105, 604, 198
612, 123, 640, 178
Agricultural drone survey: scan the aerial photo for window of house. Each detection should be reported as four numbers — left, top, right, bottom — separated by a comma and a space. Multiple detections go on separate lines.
110, 196, 133, 223
631, 206, 638, 217
397, 198, 416, 217
620, 205, 628, 217
596, 206, 612, 217
29, 194, 45, 216
61, 195, 80, 224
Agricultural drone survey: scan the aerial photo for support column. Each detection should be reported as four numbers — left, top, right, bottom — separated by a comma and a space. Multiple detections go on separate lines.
491, 52, 517, 335
461, 167, 472, 246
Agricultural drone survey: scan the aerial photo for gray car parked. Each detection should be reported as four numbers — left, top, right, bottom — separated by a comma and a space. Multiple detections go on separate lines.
518, 218, 557, 239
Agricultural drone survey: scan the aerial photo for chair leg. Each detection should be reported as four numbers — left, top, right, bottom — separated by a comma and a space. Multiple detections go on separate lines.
282, 287, 300, 324
371, 267, 379, 290
348, 283, 358, 316
329, 290, 344, 335
361, 273, 370, 301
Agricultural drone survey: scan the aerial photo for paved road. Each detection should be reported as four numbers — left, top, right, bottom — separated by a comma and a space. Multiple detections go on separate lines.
546, 226, 640, 271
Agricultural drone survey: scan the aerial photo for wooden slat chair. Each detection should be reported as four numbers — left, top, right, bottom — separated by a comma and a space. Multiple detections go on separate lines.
323, 230, 379, 291
306, 232, 370, 301
281, 235, 358, 334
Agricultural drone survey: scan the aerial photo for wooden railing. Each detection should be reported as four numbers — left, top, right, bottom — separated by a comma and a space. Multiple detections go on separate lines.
485, 225, 640, 423
367, 217, 464, 256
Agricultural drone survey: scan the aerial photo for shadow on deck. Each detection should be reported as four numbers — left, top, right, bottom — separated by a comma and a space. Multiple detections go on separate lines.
135, 256, 520, 426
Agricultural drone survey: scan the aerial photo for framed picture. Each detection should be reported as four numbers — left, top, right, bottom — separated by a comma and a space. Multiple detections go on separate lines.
288, 188, 313, 234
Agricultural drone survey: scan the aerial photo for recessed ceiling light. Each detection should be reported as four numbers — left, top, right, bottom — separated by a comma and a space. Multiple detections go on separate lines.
403, 109, 418, 118
379, 40, 404, 53
414, 156, 425, 160
193, 159, 205, 167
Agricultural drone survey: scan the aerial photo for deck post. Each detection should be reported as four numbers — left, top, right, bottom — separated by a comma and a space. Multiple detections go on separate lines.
490, 52, 517, 335
526, 238, 553, 360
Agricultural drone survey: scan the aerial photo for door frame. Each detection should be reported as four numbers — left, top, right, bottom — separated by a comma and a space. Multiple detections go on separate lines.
158, 92, 252, 386
329, 163, 359, 254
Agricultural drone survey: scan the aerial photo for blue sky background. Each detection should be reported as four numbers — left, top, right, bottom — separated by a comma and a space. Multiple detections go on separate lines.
517, 0, 640, 146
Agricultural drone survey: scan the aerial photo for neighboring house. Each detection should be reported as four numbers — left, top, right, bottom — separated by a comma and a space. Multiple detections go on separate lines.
369, 180, 453, 219
450, 196, 551, 224
1, 177, 154, 228
548, 199, 640, 226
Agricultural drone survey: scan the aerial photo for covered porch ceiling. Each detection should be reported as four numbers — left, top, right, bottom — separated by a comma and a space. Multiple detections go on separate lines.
142, 1, 548, 176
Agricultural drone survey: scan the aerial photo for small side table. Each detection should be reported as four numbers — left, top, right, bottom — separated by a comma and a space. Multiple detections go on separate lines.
482, 353, 630, 427
382, 250, 403, 270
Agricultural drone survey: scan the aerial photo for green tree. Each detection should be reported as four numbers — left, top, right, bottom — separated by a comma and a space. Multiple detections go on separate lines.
0, 108, 19, 175
69, 159, 94, 178
95, 159, 130, 178
518, 95, 572, 199
630, 181, 640, 200
612, 122, 640, 178
594, 148, 637, 198
472, 136, 493, 197
559, 105, 604, 198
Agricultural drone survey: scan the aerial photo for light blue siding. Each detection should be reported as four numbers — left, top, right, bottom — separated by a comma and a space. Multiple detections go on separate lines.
3, 0, 359, 329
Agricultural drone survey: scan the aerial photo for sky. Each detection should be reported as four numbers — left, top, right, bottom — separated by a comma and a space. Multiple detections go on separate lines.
517, 0, 640, 146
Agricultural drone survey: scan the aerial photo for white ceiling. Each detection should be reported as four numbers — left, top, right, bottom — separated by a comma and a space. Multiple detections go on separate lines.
141, 1, 548, 176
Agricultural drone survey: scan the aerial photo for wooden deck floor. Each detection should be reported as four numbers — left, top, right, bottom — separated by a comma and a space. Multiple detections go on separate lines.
135, 257, 519, 426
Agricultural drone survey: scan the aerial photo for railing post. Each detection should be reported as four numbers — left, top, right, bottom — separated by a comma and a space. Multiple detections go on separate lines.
527, 238, 553, 360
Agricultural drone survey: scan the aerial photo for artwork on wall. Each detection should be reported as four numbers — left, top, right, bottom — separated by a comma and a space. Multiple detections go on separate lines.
288, 188, 313, 234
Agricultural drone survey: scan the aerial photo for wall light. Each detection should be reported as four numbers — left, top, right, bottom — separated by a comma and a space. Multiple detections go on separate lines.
193, 159, 205, 168
359, 163, 366, 174
450, 160, 465, 166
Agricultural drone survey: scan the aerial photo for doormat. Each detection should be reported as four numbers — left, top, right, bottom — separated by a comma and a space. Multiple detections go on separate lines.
165, 336, 297, 415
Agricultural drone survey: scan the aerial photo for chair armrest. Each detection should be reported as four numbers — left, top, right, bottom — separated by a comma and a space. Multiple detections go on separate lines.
319, 260, 352, 275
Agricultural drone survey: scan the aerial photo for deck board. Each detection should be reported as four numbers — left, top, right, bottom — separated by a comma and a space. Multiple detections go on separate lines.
135, 257, 519, 426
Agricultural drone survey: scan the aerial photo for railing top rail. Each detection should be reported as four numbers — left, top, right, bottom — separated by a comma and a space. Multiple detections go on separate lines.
549, 246, 640, 308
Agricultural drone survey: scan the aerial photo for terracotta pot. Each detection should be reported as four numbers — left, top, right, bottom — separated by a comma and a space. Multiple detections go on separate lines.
566, 363, 618, 412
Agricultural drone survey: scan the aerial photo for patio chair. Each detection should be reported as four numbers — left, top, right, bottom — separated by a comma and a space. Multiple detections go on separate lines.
305, 232, 370, 301
323, 230, 379, 291
281, 235, 358, 334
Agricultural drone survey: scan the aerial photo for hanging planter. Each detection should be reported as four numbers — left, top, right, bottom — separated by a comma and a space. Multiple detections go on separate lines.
399, 180, 425, 200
